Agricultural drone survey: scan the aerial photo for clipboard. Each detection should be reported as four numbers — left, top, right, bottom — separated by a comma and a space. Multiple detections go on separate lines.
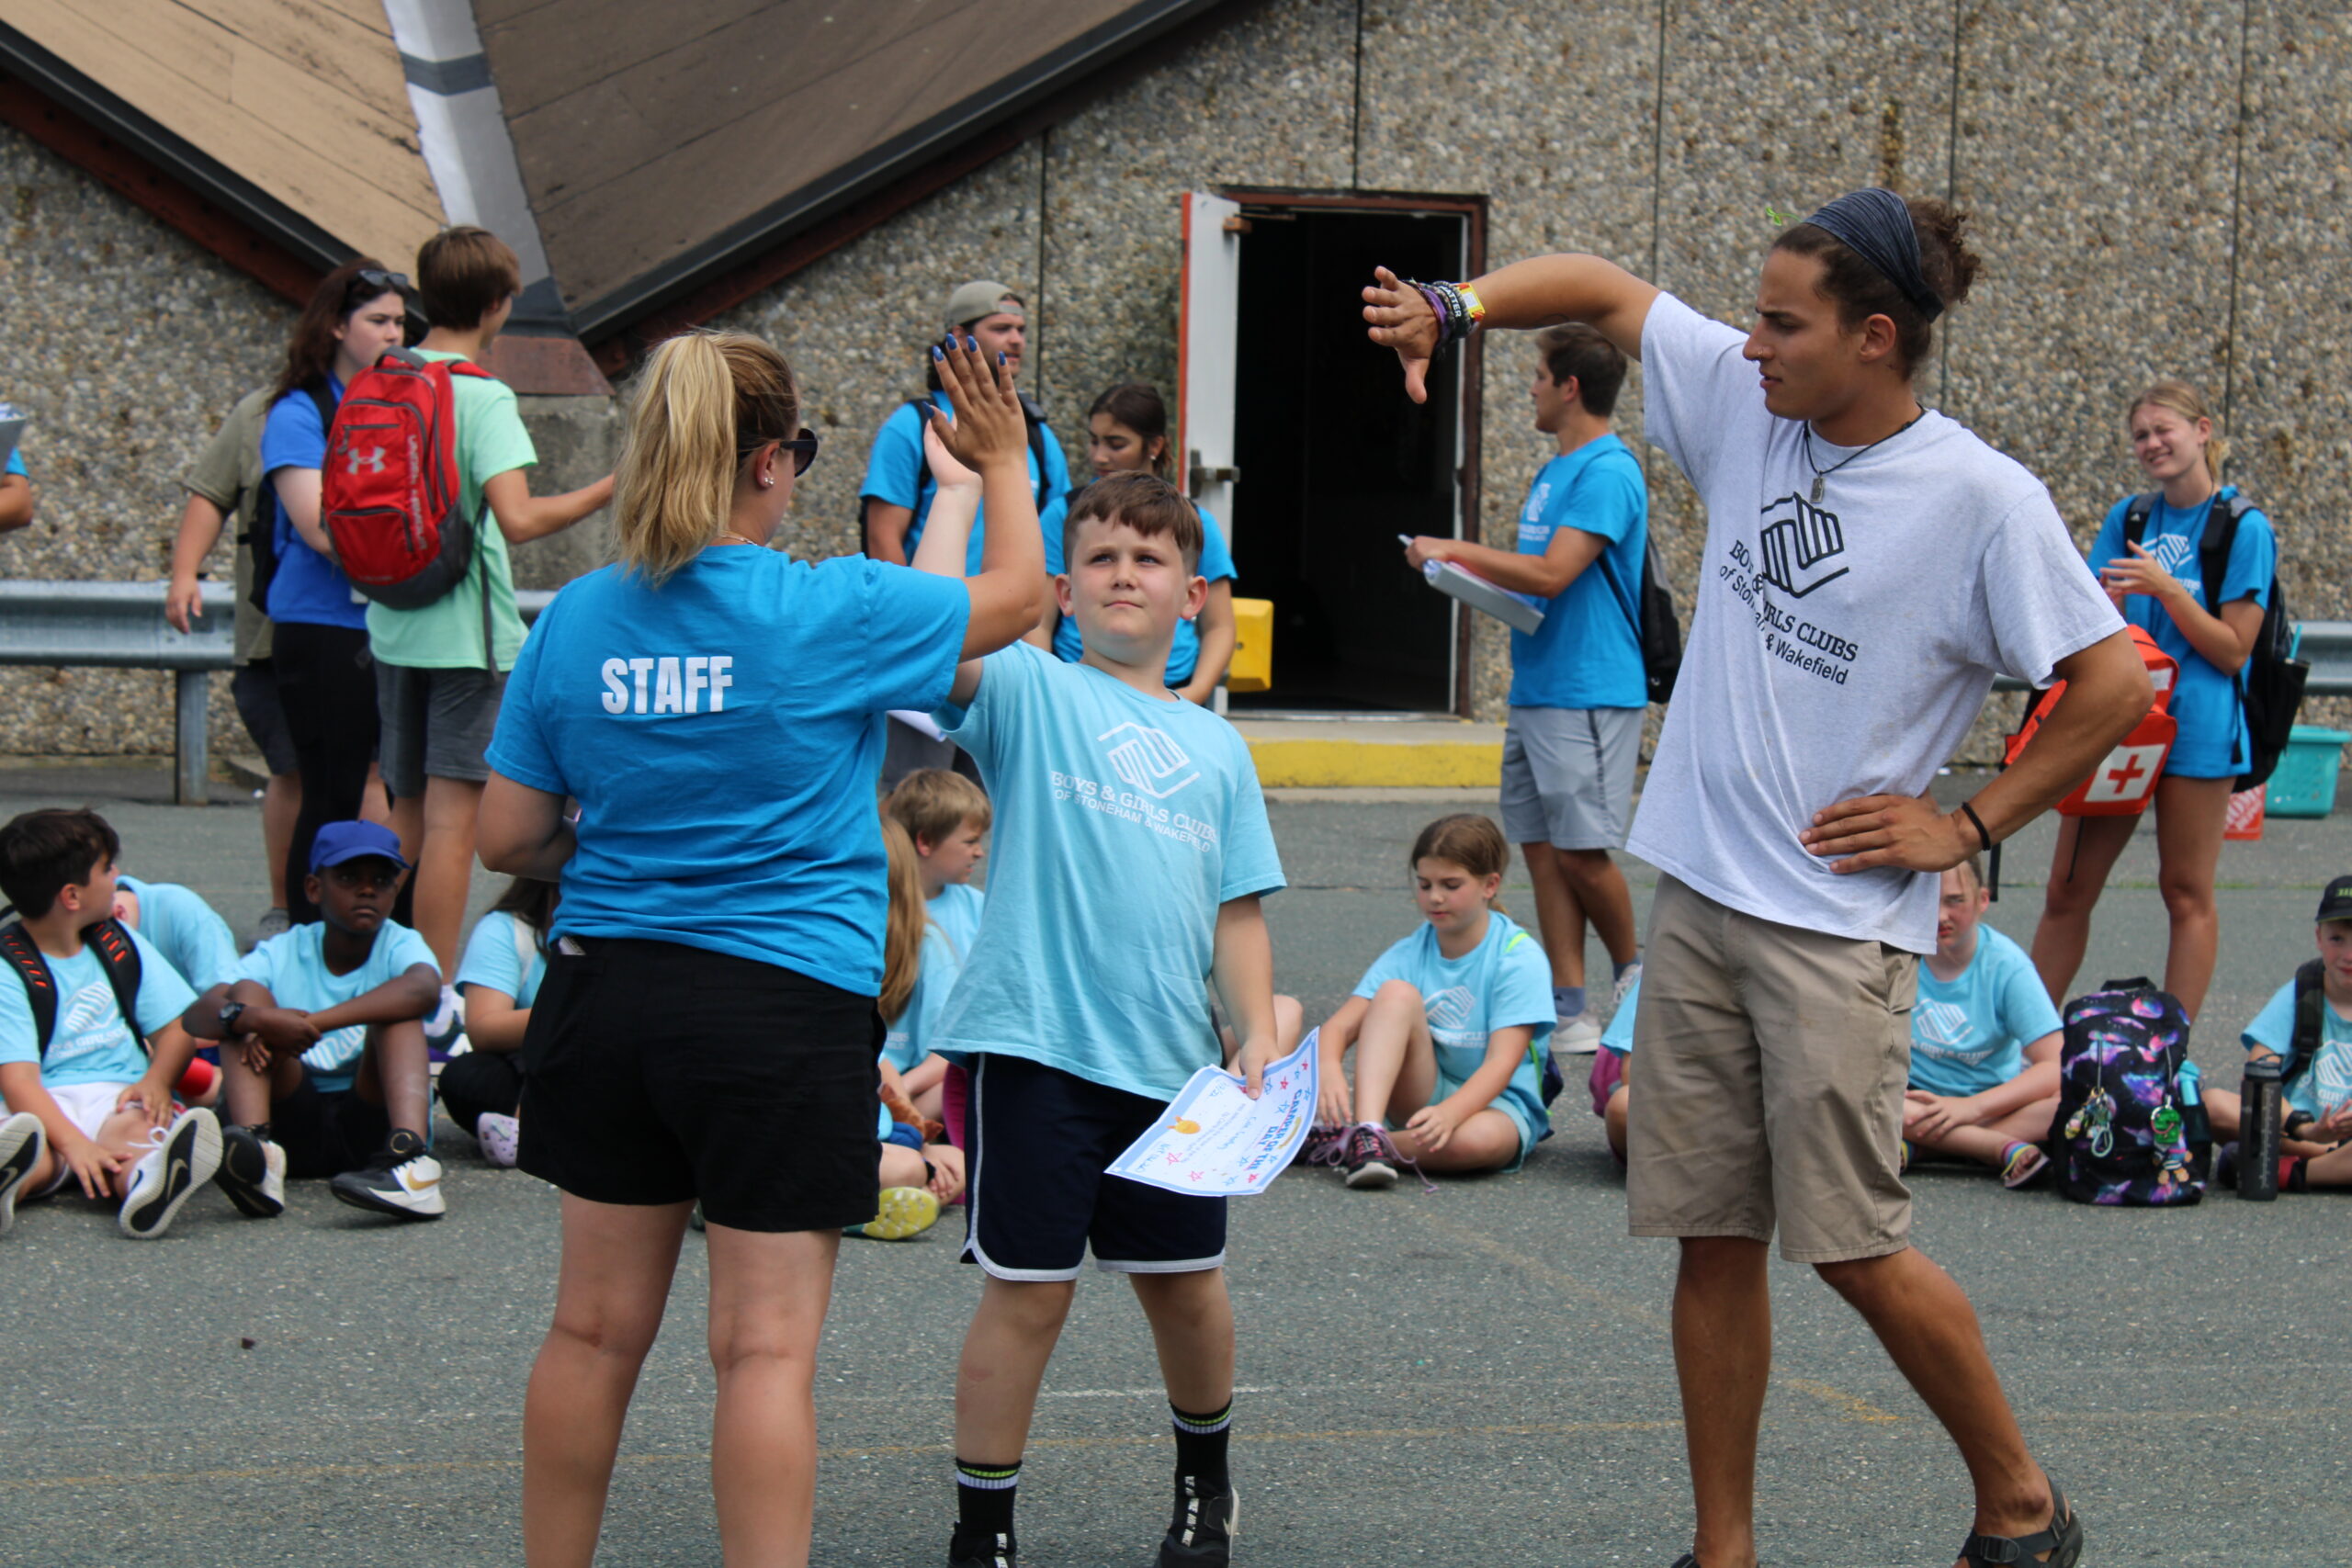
1400, 535, 1546, 634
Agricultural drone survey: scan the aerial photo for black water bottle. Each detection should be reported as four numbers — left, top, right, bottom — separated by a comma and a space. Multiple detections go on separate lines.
2240, 1056, 2284, 1201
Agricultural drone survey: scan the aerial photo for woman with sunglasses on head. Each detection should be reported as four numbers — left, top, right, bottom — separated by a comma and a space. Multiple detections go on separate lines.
259, 261, 413, 922
476, 331, 1043, 1568
1036, 382, 1240, 703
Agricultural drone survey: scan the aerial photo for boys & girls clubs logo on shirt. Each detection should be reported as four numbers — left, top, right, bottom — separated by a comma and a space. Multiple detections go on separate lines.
1422, 985, 1481, 1049
1048, 721, 1221, 852
1716, 494, 1865, 687
1912, 998, 1995, 1066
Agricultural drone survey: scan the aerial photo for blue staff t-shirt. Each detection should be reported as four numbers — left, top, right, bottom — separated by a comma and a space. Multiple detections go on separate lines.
859, 391, 1072, 574
0, 927, 195, 1089
119, 874, 242, 993
2243, 976, 2352, 1122
1509, 434, 1648, 710
259, 378, 369, 629
932, 640, 1284, 1100
1907, 927, 2064, 1096
5, 448, 23, 477
1351, 910, 1555, 1141
488, 548, 969, 995
1046, 502, 1238, 684
239, 920, 438, 1092
456, 909, 545, 1008
2086, 488, 2274, 779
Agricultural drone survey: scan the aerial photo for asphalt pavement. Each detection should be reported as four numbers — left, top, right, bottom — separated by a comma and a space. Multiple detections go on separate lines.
2, 761, 2347, 1567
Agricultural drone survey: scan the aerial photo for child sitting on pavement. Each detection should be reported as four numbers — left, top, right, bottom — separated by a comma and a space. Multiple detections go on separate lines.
1594, 975, 1636, 1163
1900, 854, 2064, 1188
0, 808, 219, 1240
854, 818, 967, 1242
883, 766, 989, 1123
180, 821, 444, 1222
440, 875, 556, 1168
2203, 874, 2352, 1191
115, 870, 243, 1106
1309, 813, 1555, 1188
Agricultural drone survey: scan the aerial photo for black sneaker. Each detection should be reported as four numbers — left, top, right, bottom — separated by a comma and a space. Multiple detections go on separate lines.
1340, 1123, 1397, 1190
1159, 1482, 1237, 1567
0, 1111, 46, 1236
947, 1529, 1017, 1567
216, 1123, 287, 1218
329, 1128, 446, 1221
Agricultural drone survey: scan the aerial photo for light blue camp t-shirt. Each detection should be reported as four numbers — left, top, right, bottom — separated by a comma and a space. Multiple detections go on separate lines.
1046, 503, 1238, 683
1907, 927, 2064, 1097
238, 920, 438, 1093
2086, 488, 2274, 779
488, 548, 969, 994
260, 378, 369, 630
928, 882, 985, 962
1602, 974, 1639, 1055
932, 640, 1284, 1100
859, 391, 1072, 573
1509, 434, 1648, 710
119, 875, 242, 994
5, 448, 23, 477
456, 909, 545, 1009
882, 922, 962, 1075
1351, 911, 1555, 1139
0, 927, 195, 1090
2243, 976, 2352, 1122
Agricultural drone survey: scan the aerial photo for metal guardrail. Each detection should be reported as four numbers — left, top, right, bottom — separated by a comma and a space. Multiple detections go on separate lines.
0, 581, 551, 805
2, 583, 2346, 803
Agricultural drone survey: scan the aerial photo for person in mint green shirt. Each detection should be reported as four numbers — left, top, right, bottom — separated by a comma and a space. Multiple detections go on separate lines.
372, 227, 612, 1041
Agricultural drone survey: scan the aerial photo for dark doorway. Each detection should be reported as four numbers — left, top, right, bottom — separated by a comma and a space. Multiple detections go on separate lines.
1226, 204, 1470, 713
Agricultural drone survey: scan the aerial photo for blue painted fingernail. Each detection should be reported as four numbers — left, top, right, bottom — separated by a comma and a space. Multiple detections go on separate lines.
998, 351, 1006, 366
966, 335, 978, 352
933, 344, 944, 360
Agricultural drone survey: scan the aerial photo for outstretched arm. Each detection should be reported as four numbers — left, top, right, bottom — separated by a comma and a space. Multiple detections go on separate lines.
1364, 256, 1659, 404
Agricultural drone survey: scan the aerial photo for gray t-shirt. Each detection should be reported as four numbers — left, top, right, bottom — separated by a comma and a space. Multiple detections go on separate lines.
1631, 292, 2121, 952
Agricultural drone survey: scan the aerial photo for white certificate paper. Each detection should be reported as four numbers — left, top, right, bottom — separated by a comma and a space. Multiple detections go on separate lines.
1105, 1032, 1321, 1197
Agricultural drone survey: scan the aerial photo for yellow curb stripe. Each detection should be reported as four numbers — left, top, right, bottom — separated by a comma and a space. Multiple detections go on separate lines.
1245, 739, 1502, 790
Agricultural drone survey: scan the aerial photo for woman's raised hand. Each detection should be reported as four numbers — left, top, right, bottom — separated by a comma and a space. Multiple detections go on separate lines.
931, 333, 1026, 473
1363, 265, 1440, 406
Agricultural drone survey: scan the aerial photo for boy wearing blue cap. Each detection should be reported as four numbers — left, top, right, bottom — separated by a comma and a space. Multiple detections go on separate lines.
181, 821, 445, 1220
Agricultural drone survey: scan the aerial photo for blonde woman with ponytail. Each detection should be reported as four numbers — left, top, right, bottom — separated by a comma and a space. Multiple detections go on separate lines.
476, 331, 1041, 1568
2031, 379, 2278, 1021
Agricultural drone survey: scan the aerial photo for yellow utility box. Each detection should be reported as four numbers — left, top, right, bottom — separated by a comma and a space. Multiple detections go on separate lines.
1227, 597, 1273, 693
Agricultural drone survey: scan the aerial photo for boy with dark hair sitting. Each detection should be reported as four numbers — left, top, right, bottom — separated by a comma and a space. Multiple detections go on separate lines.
0, 808, 218, 1239
2206, 874, 2352, 1191
181, 821, 446, 1221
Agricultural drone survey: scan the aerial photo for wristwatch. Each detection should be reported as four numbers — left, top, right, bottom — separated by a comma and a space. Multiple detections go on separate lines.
217, 1000, 247, 1034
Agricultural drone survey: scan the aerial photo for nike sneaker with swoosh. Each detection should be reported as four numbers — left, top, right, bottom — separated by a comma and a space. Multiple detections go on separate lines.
119, 1107, 223, 1239
216, 1122, 287, 1218
329, 1128, 446, 1220
0, 1111, 46, 1236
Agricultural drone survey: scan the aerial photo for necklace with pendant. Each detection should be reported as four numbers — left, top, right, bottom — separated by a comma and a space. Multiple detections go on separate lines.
1803, 408, 1926, 502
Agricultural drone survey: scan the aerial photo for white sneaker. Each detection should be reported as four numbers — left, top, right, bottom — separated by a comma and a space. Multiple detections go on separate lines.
1552, 1012, 1603, 1056
0, 1111, 47, 1235
329, 1130, 446, 1220
1611, 961, 1644, 1013
475, 1111, 520, 1168
119, 1107, 223, 1239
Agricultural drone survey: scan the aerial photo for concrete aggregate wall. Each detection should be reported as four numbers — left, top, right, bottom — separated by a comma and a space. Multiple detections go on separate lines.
10, 0, 2352, 761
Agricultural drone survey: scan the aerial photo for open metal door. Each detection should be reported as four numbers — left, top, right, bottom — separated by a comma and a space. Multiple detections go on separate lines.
1178, 191, 1243, 536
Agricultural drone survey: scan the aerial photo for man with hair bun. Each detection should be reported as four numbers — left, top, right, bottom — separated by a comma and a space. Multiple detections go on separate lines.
1368, 189, 2148, 1568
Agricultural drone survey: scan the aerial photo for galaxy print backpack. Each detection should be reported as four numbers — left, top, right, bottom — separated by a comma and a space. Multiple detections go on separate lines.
2046, 978, 2211, 1206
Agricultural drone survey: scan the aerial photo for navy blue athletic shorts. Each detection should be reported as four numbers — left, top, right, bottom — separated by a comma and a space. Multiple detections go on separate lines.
962, 1052, 1227, 1280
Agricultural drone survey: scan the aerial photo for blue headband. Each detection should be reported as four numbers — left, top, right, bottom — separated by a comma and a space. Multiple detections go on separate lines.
1802, 187, 1943, 321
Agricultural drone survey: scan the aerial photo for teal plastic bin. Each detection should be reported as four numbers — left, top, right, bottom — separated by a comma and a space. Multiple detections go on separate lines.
2267, 726, 2351, 818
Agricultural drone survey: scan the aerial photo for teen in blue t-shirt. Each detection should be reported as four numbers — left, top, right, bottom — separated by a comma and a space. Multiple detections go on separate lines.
2033, 381, 2276, 1025
860, 390, 1071, 573
1309, 815, 1555, 1188
1902, 860, 2064, 1188
438, 876, 555, 1166
257, 264, 412, 924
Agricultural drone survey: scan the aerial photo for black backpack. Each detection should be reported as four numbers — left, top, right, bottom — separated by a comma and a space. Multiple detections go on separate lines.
2120, 490, 2306, 789
1595, 531, 1683, 704
242, 378, 336, 617
857, 391, 1054, 558
2045, 977, 2209, 1205
0, 917, 148, 1059
2280, 957, 2329, 1099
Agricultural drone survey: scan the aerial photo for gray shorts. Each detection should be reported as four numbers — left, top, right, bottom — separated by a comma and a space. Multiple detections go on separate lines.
375, 660, 504, 797
231, 660, 300, 777
1499, 705, 1642, 850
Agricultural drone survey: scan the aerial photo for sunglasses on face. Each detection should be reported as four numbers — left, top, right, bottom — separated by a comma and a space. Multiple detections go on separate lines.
745, 427, 820, 477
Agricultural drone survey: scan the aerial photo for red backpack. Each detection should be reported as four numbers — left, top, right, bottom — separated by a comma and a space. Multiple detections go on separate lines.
322, 348, 495, 611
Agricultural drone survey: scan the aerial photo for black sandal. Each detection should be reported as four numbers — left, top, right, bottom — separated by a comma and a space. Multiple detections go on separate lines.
1958, 1484, 2082, 1567
1668, 1557, 1704, 1568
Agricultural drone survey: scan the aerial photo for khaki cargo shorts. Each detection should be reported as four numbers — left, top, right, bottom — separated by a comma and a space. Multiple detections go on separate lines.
1626, 872, 1918, 1263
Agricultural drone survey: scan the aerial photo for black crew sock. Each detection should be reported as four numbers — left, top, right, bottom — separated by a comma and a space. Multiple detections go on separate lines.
1170, 1400, 1233, 1495
954, 1457, 1020, 1553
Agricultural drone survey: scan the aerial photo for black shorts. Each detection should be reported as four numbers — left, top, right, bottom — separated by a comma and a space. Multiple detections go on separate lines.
963, 1053, 1227, 1281
232, 660, 300, 777
518, 937, 880, 1233
274, 1072, 391, 1179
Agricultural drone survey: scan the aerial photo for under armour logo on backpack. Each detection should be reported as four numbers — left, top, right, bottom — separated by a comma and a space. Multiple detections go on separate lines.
345, 446, 388, 476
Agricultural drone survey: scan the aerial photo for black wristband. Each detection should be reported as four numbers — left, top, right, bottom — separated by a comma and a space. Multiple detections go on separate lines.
1958, 801, 1994, 852
217, 999, 247, 1034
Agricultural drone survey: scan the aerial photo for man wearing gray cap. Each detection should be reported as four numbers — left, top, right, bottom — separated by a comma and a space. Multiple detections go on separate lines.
864, 281, 1072, 784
